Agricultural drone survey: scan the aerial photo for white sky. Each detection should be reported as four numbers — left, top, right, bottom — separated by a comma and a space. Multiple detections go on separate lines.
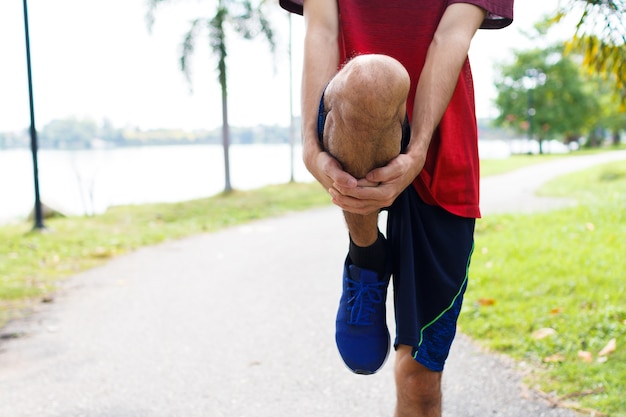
0, 0, 568, 132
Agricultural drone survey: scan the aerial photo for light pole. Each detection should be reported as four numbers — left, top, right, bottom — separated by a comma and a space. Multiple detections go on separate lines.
22, 0, 45, 230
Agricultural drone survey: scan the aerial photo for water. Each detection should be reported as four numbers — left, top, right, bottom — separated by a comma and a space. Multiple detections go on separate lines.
0, 144, 313, 224
0, 140, 525, 224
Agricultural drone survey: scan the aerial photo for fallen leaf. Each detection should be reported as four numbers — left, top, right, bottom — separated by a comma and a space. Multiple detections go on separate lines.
544, 353, 565, 363
477, 298, 496, 306
597, 357, 608, 364
598, 338, 616, 356
578, 350, 593, 363
532, 328, 557, 340
550, 307, 564, 315
585, 222, 595, 231
481, 247, 488, 254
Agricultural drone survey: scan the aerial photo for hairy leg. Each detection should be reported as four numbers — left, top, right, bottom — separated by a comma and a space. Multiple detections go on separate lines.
394, 345, 443, 417
322, 54, 410, 246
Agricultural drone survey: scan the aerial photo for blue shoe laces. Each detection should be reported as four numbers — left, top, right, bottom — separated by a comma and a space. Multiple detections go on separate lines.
345, 277, 386, 326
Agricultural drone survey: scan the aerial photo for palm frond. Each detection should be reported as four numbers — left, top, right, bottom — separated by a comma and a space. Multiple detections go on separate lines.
145, 0, 171, 33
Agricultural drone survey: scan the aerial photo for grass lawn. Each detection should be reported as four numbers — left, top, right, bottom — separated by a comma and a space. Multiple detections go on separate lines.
462, 160, 626, 416
1, 149, 624, 414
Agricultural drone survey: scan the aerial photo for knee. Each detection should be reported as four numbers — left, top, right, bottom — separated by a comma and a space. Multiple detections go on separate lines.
395, 346, 442, 406
343, 54, 410, 89
327, 54, 410, 123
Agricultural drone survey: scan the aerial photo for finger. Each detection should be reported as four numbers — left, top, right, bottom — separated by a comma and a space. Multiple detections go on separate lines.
366, 163, 402, 184
356, 178, 380, 187
325, 164, 358, 189
329, 188, 387, 215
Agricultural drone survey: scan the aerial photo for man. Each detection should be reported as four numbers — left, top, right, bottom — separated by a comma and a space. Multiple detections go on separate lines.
280, 1, 513, 415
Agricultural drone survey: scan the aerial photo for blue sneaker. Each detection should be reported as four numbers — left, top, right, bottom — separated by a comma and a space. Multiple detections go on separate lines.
335, 257, 391, 375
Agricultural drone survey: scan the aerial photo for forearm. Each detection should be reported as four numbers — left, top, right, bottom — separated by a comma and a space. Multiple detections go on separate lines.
301, 1, 340, 178
407, 3, 485, 160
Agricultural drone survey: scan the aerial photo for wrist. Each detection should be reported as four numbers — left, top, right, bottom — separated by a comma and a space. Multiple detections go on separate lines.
302, 133, 323, 172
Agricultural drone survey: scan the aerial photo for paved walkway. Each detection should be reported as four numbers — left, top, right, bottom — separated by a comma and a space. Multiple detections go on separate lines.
1, 151, 625, 417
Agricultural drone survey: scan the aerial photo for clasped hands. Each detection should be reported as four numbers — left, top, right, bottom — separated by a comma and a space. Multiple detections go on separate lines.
316, 150, 424, 216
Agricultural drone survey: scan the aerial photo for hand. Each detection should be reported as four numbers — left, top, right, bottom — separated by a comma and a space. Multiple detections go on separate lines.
304, 145, 358, 196
329, 152, 425, 215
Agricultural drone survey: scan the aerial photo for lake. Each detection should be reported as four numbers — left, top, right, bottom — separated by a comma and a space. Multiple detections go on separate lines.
0, 144, 313, 224
0, 140, 520, 225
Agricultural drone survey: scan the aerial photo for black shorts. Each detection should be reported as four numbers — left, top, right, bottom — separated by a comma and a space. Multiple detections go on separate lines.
318, 91, 475, 372
387, 187, 475, 372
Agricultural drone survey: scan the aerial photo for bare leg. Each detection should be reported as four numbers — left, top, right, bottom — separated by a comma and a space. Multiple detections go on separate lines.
394, 345, 443, 417
322, 54, 410, 246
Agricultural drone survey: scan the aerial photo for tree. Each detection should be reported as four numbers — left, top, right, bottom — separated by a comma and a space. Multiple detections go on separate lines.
40, 117, 99, 149
146, 0, 276, 193
493, 45, 599, 151
550, 1, 626, 105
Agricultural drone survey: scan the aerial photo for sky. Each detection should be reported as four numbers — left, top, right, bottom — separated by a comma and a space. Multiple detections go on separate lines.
0, 0, 569, 133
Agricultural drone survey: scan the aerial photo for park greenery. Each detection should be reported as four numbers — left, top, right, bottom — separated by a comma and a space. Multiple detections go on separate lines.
549, 0, 626, 105
461, 159, 626, 416
146, 0, 276, 192
492, 36, 626, 151
1, 151, 625, 415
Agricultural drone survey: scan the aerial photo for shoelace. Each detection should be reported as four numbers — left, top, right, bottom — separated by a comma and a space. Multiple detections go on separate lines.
345, 277, 386, 326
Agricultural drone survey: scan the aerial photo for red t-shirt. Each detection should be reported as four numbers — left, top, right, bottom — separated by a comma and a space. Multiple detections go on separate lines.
281, 0, 514, 218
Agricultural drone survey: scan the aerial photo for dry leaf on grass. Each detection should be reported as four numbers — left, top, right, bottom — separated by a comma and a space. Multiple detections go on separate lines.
578, 350, 593, 363
477, 298, 496, 306
544, 353, 565, 363
532, 328, 557, 340
598, 338, 616, 357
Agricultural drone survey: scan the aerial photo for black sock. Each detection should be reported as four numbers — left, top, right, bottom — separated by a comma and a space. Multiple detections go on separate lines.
348, 232, 387, 276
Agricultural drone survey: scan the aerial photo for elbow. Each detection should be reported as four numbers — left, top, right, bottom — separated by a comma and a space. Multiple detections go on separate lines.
431, 30, 472, 58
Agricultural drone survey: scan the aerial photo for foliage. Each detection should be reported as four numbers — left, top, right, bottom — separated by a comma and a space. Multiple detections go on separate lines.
550, 0, 626, 105
493, 45, 599, 143
39, 117, 99, 149
462, 160, 626, 416
0, 119, 299, 149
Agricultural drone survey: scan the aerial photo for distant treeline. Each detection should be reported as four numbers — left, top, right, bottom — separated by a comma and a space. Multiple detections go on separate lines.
0, 117, 516, 150
0, 117, 302, 150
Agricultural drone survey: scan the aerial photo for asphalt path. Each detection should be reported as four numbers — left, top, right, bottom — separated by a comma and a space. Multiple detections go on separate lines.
1, 151, 625, 417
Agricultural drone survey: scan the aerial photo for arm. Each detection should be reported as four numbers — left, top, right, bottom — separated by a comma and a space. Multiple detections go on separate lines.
330, 3, 486, 214
301, 0, 357, 191
406, 3, 486, 166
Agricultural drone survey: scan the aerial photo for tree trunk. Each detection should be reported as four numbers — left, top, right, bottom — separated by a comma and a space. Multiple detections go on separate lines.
221, 79, 232, 193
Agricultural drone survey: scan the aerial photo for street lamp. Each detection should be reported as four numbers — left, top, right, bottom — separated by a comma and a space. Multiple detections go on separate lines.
22, 0, 45, 230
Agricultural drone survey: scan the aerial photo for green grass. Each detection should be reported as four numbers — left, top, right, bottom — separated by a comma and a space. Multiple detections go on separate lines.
0, 182, 329, 326
480, 153, 565, 177
462, 160, 626, 416
479, 145, 625, 177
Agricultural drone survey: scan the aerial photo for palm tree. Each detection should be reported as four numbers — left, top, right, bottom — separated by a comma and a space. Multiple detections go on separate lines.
146, 0, 276, 193
551, 1, 626, 105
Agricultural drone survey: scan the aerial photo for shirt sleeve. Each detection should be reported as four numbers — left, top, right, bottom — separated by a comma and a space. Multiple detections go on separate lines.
278, 0, 513, 30
279, 0, 303, 15
448, 0, 514, 29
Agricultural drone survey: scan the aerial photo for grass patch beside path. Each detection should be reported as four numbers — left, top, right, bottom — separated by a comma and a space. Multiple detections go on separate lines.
0, 182, 329, 327
462, 160, 626, 416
